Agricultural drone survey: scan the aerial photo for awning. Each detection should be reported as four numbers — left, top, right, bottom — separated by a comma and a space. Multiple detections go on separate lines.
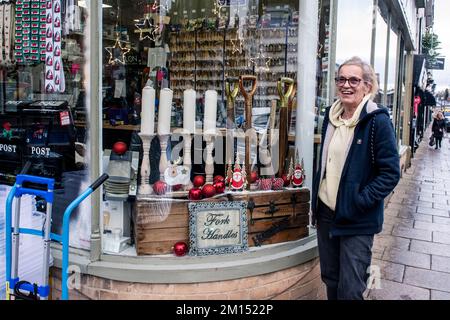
413, 55, 426, 87
423, 91, 437, 106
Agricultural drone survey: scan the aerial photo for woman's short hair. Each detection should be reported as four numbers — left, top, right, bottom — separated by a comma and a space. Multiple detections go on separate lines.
338, 57, 379, 98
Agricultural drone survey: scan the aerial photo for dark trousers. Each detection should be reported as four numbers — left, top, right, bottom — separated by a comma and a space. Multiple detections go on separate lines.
435, 137, 442, 149
316, 200, 374, 300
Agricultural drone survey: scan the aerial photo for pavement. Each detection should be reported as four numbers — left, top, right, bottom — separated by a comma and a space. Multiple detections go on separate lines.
366, 129, 450, 300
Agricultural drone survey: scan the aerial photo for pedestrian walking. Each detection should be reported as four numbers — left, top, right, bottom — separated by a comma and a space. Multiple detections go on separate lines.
432, 111, 445, 150
311, 57, 401, 300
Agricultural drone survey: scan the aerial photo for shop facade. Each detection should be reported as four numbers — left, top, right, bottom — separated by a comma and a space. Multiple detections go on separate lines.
0, 0, 429, 300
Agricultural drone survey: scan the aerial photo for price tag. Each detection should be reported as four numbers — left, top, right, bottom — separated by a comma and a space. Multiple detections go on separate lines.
60, 111, 71, 126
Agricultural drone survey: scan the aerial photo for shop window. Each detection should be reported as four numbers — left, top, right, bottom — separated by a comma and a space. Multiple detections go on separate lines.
0, 2, 90, 253
100, 0, 307, 257
388, 31, 400, 139
335, 0, 373, 65
374, 7, 388, 105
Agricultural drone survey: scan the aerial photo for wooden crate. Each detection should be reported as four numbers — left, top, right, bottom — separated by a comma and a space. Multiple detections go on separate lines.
133, 189, 310, 256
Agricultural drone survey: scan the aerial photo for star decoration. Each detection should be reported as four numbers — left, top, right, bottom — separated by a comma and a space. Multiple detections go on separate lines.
212, 0, 225, 18
105, 34, 130, 65
135, 15, 162, 42
230, 37, 244, 54
181, 168, 188, 175
249, 51, 272, 72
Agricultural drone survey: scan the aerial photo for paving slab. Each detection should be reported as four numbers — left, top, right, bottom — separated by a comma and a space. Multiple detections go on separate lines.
404, 267, 450, 293
368, 279, 430, 300
382, 248, 430, 270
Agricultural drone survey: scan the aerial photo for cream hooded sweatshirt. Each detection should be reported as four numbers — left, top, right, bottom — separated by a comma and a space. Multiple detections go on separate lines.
318, 95, 371, 211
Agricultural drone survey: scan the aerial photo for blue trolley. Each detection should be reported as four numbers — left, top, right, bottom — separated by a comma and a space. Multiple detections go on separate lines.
5, 173, 109, 300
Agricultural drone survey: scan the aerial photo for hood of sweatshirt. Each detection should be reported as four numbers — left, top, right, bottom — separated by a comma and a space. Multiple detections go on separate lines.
329, 95, 371, 128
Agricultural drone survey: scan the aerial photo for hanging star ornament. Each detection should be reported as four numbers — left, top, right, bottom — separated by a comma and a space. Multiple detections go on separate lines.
213, 0, 225, 18
249, 51, 272, 72
105, 34, 130, 65
230, 36, 244, 54
135, 15, 162, 42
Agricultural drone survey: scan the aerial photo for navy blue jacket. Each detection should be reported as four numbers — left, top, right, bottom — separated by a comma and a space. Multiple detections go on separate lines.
311, 102, 401, 236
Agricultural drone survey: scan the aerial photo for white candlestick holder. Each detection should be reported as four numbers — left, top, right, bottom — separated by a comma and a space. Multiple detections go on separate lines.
183, 133, 194, 191
204, 133, 216, 184
159, 134, 170, 181
139, 133, 155, 195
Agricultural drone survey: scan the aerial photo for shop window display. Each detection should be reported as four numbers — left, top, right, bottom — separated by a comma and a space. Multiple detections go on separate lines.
100, 0, 309, 256
0, 3, 90, 297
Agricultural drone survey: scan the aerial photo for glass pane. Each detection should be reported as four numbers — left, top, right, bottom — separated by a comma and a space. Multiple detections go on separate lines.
0, 1, 90, 258
336, 0, 372, 65
374, 7, 387, 105
101, 0, 302, 256
388, 31, 399, 135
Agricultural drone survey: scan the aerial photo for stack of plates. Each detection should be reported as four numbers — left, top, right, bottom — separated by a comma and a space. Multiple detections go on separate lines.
105, 160, 131, 198
104, 180, 130, 195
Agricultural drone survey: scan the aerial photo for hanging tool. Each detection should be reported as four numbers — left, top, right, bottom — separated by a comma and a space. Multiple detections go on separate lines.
239, 75, 257, 185
277, 77, 295, 176
225, 78, 240, 169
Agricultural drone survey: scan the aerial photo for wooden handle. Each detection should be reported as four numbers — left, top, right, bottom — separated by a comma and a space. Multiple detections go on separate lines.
239, 75, 257, 131
225, 78, 240, 102
239, 75, 258, 101
277, 77, 295, 108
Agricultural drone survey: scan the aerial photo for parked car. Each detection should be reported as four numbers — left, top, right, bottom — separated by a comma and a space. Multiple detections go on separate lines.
444, 109, 450, 132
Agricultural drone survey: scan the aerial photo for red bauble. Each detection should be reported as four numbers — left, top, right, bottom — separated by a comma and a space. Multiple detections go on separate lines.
259, 179, 273, 191
282, 174, 290, 187
153, 180, 168, 195
272, 178, 285, 190
112, 141, 127, 155
193, 175, 206, 188
214, 181, 226, 194
213, 175, 225, 184
250, 171, 259, 184
202, 184, 216, 198
172, 184, 183, 192
173, 242, 188, 257
189, 188, 202, 201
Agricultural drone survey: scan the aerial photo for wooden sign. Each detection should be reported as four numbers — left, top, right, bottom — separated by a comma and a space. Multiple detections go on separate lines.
188, 201, 248, 256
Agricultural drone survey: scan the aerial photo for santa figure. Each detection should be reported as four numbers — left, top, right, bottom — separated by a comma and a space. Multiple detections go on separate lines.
292, 159, 305, 188
292, 165, 305, 187
231, 166, 244, 191
230, 154, 247, 191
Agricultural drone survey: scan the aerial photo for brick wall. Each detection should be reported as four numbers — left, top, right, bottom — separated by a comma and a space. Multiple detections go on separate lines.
50, 258, 325, 300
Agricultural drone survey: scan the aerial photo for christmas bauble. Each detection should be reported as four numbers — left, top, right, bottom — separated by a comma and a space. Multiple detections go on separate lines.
282, 174, 290, 187
214, 181, 226, 194
193, 175, 206, 188
202, 184, 216, 198
250, 171, 259, 184
189, 188, 202, 201
172, 184, 183, 192
173, 242, 188, 257
153, 181, 168, 195
272, 178, 285, 190
213, 175, 225, 184
113, 142, 127, 155
258, 179, 273, 191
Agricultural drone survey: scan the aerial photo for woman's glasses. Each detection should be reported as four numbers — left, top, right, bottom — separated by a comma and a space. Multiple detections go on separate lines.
335, 76, 363, 88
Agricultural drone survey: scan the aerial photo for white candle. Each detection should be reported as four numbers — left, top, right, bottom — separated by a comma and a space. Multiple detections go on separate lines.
158, 88, 173, 135
183, 89, 196, 134
204, 90, 218, 135
140, 86, 156, 135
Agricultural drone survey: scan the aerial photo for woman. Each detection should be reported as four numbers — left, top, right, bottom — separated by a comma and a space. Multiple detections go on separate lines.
432, 111, 445, 150
312, 57, 400, 300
